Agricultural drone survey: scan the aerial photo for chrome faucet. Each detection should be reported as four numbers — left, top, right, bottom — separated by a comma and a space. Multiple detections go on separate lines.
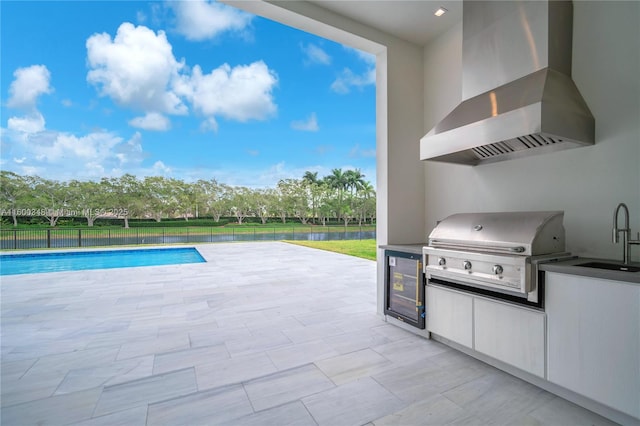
613, 202, 640, 264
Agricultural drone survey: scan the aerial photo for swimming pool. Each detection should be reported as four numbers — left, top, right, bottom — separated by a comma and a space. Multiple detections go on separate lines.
0, 247, 206, 276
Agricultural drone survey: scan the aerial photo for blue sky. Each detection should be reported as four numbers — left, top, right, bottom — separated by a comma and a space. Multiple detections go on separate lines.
0, 1, 376, 188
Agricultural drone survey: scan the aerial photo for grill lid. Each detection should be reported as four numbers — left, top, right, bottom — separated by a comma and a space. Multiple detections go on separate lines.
428, 211, 565, 256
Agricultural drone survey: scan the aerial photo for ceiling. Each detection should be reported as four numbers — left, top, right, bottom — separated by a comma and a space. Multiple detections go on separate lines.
308, 0, 463, 46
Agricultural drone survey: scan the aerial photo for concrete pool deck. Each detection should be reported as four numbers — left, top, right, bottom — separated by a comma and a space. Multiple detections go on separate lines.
1, 242, 614, 425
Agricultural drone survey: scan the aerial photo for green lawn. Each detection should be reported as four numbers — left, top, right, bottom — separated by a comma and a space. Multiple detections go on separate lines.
284, 239, 377, 261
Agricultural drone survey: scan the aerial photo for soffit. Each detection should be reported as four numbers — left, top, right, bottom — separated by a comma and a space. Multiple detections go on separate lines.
307, 0, 462, 46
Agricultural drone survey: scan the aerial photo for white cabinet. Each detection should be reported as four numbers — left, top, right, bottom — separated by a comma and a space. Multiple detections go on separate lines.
426, 285, 545, 378
426, 285, 473, 348
474, 298, 546, 378
546, 272, 640, 419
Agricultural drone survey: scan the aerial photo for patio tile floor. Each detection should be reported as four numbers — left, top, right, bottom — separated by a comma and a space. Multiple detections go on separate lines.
1, 242, 617, 425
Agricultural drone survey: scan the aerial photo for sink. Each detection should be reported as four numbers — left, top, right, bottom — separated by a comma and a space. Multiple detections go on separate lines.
575, 261, 640, 272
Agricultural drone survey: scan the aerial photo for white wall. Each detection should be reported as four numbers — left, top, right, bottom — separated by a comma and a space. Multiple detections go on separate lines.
423, 1, 640, 262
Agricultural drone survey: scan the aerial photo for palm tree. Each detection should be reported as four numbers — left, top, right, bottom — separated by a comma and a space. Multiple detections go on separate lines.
302, 171, 320, 224
357, 181, 376, 225
340, 169, 366, 226
302, 171, 319, 185
344, 169, 366, 198
325, 169, 347, 206
324, 169, 347, 220
325, 168, 347, 192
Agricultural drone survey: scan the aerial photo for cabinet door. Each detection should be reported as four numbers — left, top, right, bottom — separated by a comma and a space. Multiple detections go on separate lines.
474, 298, 546, 378
426, 285, 473, 348
546, 272, 640, 419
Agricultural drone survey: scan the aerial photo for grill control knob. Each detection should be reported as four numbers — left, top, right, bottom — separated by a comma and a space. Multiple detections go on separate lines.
492, 265, 504, 275
438, 257, 446, 266
463, 261, 472, 270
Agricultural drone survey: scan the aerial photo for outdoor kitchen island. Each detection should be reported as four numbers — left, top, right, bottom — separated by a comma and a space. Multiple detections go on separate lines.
378, 211, 639, 425
418, 253, 640, 426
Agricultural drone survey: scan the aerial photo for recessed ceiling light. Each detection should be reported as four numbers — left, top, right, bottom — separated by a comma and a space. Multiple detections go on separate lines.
434, 7, 448, 17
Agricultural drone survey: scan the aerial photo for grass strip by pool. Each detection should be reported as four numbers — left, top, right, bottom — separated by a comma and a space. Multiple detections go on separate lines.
284, 239, 377, 261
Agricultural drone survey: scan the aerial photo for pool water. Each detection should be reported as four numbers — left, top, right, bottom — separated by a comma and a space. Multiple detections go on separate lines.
0, 247, 206, 276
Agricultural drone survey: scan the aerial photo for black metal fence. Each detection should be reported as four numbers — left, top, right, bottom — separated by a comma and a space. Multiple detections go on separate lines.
0, 226, 377, 250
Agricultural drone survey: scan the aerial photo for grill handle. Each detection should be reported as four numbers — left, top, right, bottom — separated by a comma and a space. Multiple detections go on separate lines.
429, 240, 526, 254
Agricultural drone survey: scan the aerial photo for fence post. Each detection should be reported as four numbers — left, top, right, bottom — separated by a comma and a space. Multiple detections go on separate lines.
253, 227, 256, 240
136, 228, 139, 245
78, 229, 82, 247
14, 230, 17, 250
108, 229, 111, 246
47, 229, 51, 248
232, 227, 235, 241
163, 228, 165, 244
187, 227, 190, 243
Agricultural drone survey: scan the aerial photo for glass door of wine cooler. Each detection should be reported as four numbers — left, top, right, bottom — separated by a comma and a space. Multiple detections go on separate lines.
384, 250, 425, 329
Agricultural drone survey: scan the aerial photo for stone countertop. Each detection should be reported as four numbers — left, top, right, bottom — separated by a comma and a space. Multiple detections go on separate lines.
539, 257, 640, 285
378, 245, 640, 284
379, 244, 426, 255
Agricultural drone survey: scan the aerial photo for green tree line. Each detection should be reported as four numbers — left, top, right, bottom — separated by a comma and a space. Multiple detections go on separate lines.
0, 169, 376, 228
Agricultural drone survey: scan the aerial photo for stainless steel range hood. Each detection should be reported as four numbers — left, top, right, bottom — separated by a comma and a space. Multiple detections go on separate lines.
420, 1, 595, 166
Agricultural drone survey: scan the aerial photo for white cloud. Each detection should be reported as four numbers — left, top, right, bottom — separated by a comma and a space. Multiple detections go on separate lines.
136, 10, 147, 23
345, 46, 376, 65
199, 117, 219, 133
315, 145, 333, 155
7, 65, 53, 110
5, 66, 51, 140
331, 46, 376, 94
7, 113, 46, 134
178, 61, 277, 122
349, 143, 376, 158
129, 112, 171, 131
291, 113, 319, 132
301, 43, 331, 65
168, 0, 253, 41
61, 99, 73, 107
115, 131, 146, 166
152, 160, 172, 175
86, 22, 187, 115
1, 126, 150, 180
331, 67, 376, 94
40, 133, 120, 162
169, 161, 289, 188
86, 24, 278, 131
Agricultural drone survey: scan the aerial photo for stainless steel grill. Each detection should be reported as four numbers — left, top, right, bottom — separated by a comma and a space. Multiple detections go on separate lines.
423, 211, 572, 306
